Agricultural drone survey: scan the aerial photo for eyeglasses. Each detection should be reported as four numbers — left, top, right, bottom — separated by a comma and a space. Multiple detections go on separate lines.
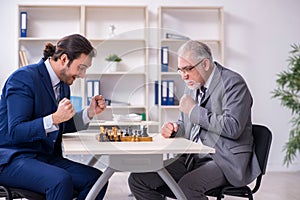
177, 58, 206, 75
77, 64, 89, 77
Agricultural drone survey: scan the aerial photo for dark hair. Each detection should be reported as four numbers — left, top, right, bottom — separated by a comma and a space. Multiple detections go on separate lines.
43, 34, 96, 66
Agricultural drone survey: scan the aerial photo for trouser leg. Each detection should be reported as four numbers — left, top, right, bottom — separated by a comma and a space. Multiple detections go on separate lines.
0, 155, 73, 200
128, 156, 187, 200
49, 156, 108, 200
178, 159, 228, 200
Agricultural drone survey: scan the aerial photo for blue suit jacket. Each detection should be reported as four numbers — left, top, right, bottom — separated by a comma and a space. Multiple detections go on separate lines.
0, 59, 88, 167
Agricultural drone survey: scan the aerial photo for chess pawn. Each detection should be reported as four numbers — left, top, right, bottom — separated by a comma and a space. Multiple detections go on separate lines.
142, 125, 148, 137
100, 126, 105, 134
125, 129, 129, 136
135, 135, 139, 142
99, 133, 104, 142
113, 127, 118, 138
131, 135, 135, 142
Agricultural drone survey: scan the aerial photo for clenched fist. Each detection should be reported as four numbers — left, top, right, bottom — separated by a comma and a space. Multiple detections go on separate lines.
161, 122, 178, 138
179, 94, 196, 114
87, 95, 106, 119
52, 98, 75, 125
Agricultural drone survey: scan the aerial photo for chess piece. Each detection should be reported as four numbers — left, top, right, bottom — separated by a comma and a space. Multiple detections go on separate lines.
142, 125, 149, 137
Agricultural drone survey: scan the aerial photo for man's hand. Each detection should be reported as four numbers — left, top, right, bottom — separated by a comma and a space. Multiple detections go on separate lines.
87, 95, 106, 119
52, 98, 75, 125
179, 94, 195, 114
161, 122, 178, 138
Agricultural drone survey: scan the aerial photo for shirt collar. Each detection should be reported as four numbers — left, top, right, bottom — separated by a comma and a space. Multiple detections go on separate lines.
45, 58, 60, 87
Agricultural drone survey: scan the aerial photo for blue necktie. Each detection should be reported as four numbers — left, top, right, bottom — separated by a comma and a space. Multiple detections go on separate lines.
59, 81, 65, 101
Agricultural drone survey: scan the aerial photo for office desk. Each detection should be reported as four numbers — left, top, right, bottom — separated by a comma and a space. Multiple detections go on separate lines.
63, 133, 215, 200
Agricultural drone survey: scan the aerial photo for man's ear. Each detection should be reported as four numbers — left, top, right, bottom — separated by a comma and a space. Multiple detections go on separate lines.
203, 59, 210, 71
60, 54, 69, 66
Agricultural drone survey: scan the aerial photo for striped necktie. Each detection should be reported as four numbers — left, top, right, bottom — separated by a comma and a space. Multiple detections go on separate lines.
185, 86, 207, 170
54, 81, 65, 103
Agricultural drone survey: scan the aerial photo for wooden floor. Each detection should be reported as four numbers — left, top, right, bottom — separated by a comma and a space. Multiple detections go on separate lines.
103, 171, 300, 200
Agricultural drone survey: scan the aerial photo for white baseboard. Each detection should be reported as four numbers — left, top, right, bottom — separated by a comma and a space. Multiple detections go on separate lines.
267, 161, 300, 172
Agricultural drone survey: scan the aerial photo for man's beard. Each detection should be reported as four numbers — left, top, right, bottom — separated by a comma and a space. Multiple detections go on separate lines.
184, 80, 201, 90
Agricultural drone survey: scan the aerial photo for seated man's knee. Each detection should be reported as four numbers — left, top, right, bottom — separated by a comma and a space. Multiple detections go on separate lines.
53, 171, 73, 188
178, 175, 206, 198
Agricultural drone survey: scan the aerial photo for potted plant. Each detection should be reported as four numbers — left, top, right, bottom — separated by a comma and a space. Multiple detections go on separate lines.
105, 54, 122, 72
272, 43, 300, 166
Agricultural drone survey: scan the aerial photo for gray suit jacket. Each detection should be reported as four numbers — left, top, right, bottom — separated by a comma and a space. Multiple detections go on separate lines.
175, 62, 260, 187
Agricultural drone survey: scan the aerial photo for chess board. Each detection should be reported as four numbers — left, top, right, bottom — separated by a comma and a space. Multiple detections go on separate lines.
96, 126, 152, 142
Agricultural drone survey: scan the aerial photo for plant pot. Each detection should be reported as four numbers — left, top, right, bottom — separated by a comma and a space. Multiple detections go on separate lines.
107, 62, 119, 72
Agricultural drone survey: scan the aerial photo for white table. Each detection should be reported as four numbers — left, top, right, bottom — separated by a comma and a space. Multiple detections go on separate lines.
62, 133, 215, 200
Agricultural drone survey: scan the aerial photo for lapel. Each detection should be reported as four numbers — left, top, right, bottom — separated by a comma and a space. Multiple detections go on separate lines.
37, 59, 57, 105
200, 62, 223, 106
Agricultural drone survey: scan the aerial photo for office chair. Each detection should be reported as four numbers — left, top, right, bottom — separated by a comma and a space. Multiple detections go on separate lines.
0, 185, 45, 200
205, 124, 272, 200
0, 185, 79, 200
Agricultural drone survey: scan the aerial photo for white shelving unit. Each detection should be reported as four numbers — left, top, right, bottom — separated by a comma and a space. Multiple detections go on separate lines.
18, 5, 159, 133
17, 5, 224, 133
157, 6, 224, 127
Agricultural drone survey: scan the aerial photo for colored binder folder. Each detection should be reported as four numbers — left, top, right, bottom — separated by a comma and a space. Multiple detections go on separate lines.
154, 80, 158, 105
161, 80, 168, 105
161, 46, 169, 72
20, 12, 27, 37
167, 80, 175, 105
86, 80, 100, 105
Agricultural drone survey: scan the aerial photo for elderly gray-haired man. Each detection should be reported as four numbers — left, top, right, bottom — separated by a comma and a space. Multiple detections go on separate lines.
128, 40, 260, 200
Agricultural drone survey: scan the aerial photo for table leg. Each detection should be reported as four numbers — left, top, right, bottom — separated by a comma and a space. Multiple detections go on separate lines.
157, 168, 187, 200
85, 167, 115, 200
86, 155, 101, 166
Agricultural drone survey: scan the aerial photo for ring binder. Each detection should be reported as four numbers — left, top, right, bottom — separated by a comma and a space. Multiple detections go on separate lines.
20, 12, 27, 37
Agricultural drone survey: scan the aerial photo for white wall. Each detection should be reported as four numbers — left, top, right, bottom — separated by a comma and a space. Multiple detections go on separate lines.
0, 0, 299, 171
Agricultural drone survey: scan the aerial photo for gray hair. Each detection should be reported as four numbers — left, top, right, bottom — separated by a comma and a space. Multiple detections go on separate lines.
177, 40, 213, 63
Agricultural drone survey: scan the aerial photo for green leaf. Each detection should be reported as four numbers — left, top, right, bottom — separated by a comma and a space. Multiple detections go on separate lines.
272, 43, 300, 166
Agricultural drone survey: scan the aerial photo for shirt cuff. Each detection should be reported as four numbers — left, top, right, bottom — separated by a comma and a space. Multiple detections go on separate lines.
43, 114, 58, 134
83, 107, 92, 124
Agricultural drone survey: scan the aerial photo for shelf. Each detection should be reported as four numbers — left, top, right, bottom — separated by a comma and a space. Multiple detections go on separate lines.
106, 106, 146, 109
18, 37, 62, 41
86, 72, 147, 76
161, 105, 180, 109
161, 72, 180, 76
89, 120, 159, 127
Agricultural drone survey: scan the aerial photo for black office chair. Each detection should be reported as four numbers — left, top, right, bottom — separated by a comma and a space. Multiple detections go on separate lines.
205, 124, 272, 200
0, 185, 78, 200
0, 185, 45, 200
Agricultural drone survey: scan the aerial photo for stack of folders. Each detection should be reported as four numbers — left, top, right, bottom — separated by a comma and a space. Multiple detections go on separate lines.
155, 80, 175, 106
165, 33, 190, 40
86, 80, 100, 105
19, 50, 28, 67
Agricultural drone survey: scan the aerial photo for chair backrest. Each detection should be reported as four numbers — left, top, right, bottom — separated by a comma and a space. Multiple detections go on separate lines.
252, 124, 272, 175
